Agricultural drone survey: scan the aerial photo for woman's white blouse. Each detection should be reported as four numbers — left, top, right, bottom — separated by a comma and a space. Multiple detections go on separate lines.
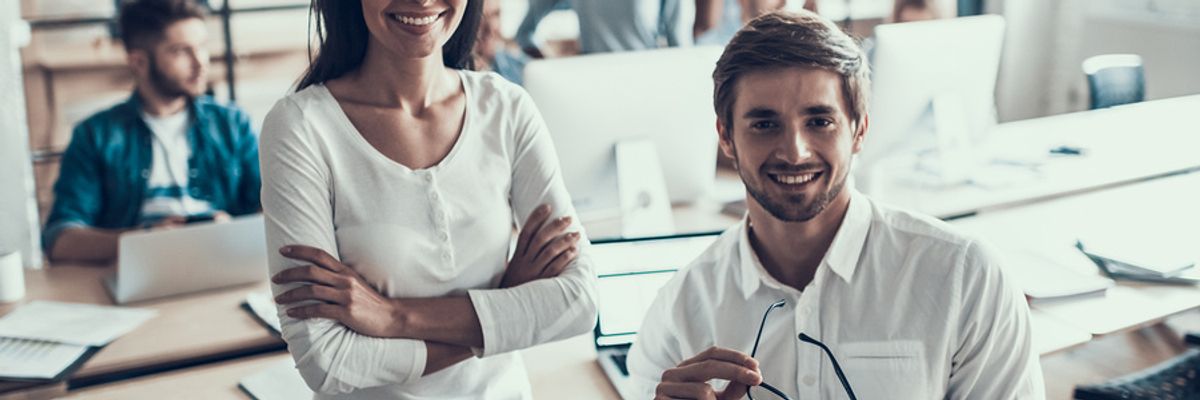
259, 70, 598, 399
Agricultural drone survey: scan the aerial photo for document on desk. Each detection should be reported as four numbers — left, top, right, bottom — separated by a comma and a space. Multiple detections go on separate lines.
0, 301, 156, 346
238, 359, 311, 400
244, 291, 281, 333
1002, 245, 1114, 302
0, 337, 89, 379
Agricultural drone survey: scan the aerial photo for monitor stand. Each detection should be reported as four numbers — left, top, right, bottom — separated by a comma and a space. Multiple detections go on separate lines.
615, 139, 675, 238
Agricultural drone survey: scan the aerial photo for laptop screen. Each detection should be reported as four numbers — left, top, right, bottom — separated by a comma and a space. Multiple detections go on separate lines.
592, 232, 723, 347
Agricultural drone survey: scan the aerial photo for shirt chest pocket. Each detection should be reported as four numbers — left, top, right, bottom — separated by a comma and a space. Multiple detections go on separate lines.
836, 340, 930, 400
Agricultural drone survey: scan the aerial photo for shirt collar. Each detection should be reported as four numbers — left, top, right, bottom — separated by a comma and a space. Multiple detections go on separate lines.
736, 190, 873, 299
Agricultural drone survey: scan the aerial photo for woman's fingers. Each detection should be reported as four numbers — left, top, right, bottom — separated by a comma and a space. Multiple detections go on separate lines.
534, 232, 580, 272
275, 284, 347, 305
540, 245, 578, 278
529, 215, 572, 262
271, 264, 345, 287
280, 245, 347, 274
516, 204, 552, 258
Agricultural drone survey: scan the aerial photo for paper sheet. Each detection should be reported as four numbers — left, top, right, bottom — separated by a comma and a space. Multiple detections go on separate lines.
244, 291, 281, 333
238, 359, 311, 400
0, 301, 157, 346
0, 337, 89, 379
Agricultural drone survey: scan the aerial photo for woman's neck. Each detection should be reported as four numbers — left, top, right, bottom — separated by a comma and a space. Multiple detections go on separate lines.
346, 38, 454, 111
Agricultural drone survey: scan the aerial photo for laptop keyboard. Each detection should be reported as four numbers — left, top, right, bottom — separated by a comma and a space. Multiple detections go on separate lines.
611, 353, 629, 376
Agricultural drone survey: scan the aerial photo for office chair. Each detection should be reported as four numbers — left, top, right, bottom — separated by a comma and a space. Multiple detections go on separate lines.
1082, 54, 1146, 109
1073, 348, 1200, 399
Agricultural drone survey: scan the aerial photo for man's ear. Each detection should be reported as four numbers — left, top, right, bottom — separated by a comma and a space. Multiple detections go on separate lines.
716, 118, 736, 160
127, 48, 149, 77
851, 113, 869, 154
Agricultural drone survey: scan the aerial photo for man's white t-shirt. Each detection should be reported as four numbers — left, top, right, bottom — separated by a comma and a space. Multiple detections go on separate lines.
140, 110, 213, 222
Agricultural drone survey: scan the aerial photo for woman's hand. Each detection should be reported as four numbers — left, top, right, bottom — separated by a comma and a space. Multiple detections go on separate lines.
501, 204, 581, 288
273, 245, 404, 338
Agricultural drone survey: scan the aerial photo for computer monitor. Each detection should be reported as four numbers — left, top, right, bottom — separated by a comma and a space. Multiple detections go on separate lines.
855, 15, 1006, 193
523, 46, 725, 221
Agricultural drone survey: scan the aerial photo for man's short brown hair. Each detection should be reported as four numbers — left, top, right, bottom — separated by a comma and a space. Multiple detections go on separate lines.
713, 10, 870, 133
118, 0, 209, 52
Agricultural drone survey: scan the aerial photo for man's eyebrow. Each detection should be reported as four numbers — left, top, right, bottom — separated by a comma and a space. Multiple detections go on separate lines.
803, 105, 837, 115
742, 108, 780, 119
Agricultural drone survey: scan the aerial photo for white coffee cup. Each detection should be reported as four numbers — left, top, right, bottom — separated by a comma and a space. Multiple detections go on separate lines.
0, 251, 25, 303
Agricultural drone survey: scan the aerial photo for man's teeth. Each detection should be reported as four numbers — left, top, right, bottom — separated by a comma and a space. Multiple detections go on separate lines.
393, 14, 439, 26
773, 173, 818, 185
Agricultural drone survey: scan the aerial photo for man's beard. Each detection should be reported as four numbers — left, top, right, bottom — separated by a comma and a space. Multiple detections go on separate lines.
147, 54, 198, 99
736, 153, 848, 223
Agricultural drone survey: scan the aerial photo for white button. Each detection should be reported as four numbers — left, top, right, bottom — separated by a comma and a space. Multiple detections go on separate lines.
430, 191, 440, 200
442, 253, 451, 261
440, 232, 449, 240
423, 173, 433, 182
802, 375, 816, 386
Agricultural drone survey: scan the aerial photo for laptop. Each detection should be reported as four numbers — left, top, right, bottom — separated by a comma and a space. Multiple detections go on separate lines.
106, 214, 268, 304
591, 231, 724, 399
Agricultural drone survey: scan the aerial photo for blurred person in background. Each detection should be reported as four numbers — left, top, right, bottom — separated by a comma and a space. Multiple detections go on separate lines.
476, 0, 529, 85
694, 0, 812, 45
517, 0, 692, 58
892, 0, 943, 22
43, 0, 260, 264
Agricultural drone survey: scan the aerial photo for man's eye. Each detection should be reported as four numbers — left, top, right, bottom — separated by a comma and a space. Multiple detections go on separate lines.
751, 121, 778, 130
808, 118, 833, 128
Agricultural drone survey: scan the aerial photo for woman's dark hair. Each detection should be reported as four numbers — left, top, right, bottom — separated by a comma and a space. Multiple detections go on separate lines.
297, 0, 482, 91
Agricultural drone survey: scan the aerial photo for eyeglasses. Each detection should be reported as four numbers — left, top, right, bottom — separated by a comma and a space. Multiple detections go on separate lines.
746, 299, 858, 400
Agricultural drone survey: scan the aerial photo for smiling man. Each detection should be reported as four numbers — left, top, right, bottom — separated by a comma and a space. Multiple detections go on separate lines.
626, 10, 1044, 400
43, 0, 260, 263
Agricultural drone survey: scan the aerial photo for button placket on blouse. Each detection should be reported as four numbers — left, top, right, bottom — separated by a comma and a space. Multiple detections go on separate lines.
425, 171, 454, 264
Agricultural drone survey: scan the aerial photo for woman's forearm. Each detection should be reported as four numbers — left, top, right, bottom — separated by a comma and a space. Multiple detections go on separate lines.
423, 341, 475, 376
391, 296, 485, 348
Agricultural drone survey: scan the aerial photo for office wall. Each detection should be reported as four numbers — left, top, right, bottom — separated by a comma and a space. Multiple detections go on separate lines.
1, 1, 43, 268
995, 0, 1200, 121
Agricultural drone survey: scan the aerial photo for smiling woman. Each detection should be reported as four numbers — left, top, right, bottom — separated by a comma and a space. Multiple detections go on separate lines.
259, 0, 598, 398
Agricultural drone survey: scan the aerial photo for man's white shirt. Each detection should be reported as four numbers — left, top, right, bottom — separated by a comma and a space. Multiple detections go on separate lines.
627, 190, 1045, 399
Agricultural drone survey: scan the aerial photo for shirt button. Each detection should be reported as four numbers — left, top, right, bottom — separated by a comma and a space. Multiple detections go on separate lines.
442, 253, 451, 261
440, 231, 449, 240
430, 191, 440, 201
188, 169, 198, 178
802, 375, 816, 386
423, 173, 433, 182
141, 169, 150, 179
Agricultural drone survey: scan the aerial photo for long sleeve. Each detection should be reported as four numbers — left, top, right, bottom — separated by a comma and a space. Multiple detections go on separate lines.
466, 89, 599, 357
260, 98, 427, 395
946, 240, 1045, 399
230, 107, 261, 215
42, 124, 103, 253
659, 0, 694, 47
515, 0, 563, 51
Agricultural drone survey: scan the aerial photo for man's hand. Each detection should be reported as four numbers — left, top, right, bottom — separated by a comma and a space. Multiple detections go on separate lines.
146, 215, 187, 230
656, 347, 763, 400
501, 204, 580, 288
522, 46, 545, 59
273, 245, 403, 338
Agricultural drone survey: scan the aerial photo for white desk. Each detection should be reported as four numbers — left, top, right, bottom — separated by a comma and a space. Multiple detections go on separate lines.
873, 95, 1200, 218
952, 171, 1200, 336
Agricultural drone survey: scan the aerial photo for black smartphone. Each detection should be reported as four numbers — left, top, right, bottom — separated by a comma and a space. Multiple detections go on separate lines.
184, 213, 217, 224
